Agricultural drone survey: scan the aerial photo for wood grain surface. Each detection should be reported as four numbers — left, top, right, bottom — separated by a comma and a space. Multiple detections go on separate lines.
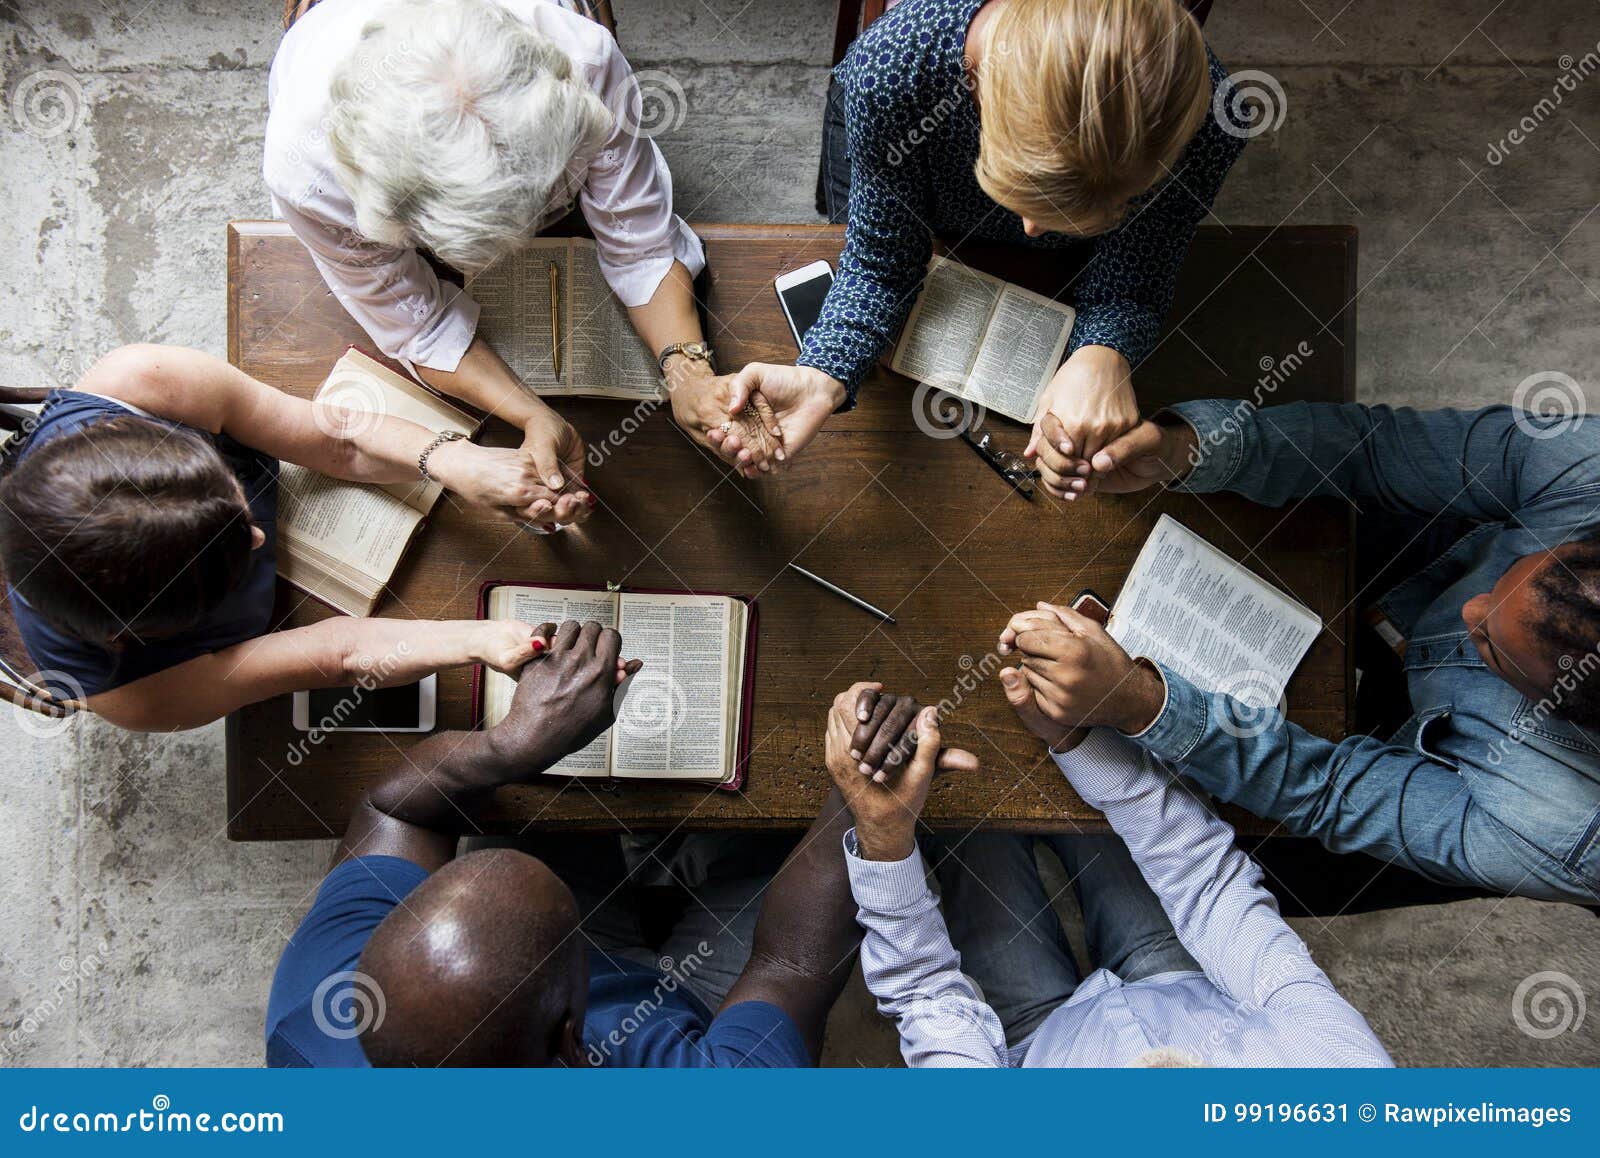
226, 221, 1356, 840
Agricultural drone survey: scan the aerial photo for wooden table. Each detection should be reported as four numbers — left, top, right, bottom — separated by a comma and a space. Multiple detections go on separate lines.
226, 221, 1356, 841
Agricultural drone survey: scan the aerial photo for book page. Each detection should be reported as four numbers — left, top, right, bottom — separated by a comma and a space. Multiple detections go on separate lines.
965, 285, 1074, 423
611, 595, 731, 780
482, 587, 619, 776
467, 243, 565, 391
322, 350, 475, 434
276, 464, 419, 579
1109, 515, 1322, 708
892, 258, 999, 388
567, 241, 662, 399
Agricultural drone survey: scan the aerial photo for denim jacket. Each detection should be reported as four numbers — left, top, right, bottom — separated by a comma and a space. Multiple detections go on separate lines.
1128, 400, 1600, 904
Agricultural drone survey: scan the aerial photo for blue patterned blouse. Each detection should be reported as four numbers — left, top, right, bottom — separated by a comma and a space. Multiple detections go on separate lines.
799, 0, 1246, 404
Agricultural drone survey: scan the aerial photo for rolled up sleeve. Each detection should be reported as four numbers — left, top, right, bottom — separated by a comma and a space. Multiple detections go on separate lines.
580, 34, 705, 308
275, 199, 479, 373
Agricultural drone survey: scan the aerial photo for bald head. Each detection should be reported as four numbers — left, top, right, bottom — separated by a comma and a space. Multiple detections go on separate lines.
358, 849, 587, 1067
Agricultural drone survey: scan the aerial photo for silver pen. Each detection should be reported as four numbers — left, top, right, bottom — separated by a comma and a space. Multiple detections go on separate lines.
786, 563, 897, 625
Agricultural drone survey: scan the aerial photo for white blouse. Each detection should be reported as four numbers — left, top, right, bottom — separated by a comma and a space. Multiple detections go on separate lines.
263, 0, 704, 373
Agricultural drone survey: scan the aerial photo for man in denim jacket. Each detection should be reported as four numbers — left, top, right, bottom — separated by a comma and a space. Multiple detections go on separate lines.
1015, 400, 1600, 905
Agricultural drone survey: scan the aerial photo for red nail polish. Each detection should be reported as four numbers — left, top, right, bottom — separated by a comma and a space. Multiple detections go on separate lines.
531, 638, 545, 651
585, 493, 597, 508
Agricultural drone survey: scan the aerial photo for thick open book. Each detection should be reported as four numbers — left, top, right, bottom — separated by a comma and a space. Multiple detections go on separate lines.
891, 256, 1076, 424
467, 237, 662, 402
475, 582, 758, 789
276, 349, 478, 617
1108, 515, 1323, 710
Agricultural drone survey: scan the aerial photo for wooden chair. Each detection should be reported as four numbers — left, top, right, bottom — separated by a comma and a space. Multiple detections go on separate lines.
0, 386, 82, 720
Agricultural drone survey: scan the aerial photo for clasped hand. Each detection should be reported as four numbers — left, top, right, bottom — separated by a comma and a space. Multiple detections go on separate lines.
822, 682, 978, 861
484, 619, 643, 775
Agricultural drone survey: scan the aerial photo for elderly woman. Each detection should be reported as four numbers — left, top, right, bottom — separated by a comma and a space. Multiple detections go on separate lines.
267, 0, 735, 504
717, 0, 1244, 500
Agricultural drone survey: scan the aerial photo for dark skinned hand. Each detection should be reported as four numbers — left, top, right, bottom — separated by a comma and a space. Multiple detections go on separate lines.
847, 684, 981, 782
485, 619, 643, 776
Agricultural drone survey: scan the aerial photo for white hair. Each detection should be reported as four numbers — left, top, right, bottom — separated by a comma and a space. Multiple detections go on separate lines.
327, 0, 613, 272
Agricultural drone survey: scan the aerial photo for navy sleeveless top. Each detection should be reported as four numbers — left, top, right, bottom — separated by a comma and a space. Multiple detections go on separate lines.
7, 391, 280, 699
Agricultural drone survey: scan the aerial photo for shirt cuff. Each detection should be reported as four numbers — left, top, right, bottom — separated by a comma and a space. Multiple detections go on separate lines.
401, 284, 479, 374
597, 218, 706, 309
1067, 305, 1160, 368
842, 828, 930, 915
1123, 661, 1211, 765
796, 350, 864, 412
1049, 727, 1146, 804
1164, 399, 1253, 493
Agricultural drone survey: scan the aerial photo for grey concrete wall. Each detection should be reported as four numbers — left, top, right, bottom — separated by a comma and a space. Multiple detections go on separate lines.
1, 0, 1597, 1066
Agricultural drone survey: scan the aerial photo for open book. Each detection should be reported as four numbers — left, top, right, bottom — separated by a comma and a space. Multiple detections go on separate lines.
891, 256, 1076, 425
467, 237, 662, 402
276, 349, 478, 617
1107, 515, 1323, 710
476, 582, 757, 788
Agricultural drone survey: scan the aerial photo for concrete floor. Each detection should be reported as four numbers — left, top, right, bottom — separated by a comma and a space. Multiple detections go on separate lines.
2, 0, 1599, 1066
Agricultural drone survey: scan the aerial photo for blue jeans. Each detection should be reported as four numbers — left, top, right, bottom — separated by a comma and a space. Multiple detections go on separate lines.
922, 833, 1200, 1045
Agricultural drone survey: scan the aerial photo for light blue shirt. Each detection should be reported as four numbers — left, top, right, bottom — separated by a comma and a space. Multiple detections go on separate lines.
845, 730, 1392, 1068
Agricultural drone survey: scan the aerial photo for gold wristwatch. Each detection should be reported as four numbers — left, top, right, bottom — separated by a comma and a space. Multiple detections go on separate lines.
657, 341, 715, 374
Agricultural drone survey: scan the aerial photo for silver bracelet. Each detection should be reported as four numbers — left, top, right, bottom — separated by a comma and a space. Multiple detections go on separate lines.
418, 429, 463, 483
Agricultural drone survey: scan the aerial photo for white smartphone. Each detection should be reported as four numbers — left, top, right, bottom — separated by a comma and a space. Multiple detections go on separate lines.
774, 260, 834, 350
292, 675, 437, 733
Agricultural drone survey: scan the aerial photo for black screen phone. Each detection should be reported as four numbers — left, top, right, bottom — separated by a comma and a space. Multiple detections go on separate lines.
302, 682, 427, 730
776, 264, 834, 348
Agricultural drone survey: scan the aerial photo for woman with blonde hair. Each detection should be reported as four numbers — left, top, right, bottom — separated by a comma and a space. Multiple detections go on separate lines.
716, 0, 1244, 498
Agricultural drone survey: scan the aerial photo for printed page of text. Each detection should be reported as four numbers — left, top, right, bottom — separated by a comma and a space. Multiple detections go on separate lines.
469, 248, 563, 391
483, 587, 619, 775
612, 595, 730, 780
893, 258, 999, 389
568, 243, 662, 399
276, 464, 417, 577
1109, 515, 1322, 707
965, 285, 1074, 423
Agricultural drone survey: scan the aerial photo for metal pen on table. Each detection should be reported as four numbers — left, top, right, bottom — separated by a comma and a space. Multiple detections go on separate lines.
548, 260, 562, 379
786, 562, 897, 625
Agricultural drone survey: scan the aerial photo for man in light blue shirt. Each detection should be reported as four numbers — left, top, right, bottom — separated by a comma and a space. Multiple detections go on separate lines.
1039, 401, 1600, 907
826, 677, 1391, 1067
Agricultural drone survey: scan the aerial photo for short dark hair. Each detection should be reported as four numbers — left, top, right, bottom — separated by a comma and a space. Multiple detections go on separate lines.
1531, 536, 1600, 729
0, 417, 255, 646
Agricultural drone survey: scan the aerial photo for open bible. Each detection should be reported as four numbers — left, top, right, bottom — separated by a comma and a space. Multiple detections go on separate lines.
891, 256, 1076, 424
1107, 515, 1323, 710
276, 349, 479, 617
475, 582, 758, 789
467, 237, 662, 402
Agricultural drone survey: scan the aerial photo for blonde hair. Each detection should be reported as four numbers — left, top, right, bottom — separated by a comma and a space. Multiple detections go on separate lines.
974, 0, 1210, 236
